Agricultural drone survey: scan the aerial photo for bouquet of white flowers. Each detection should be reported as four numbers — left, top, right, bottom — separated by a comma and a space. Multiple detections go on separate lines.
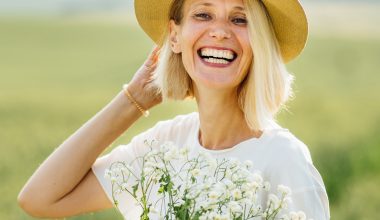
105, 141, 308, 220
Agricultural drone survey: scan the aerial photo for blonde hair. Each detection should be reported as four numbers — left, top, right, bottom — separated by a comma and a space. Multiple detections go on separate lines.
154, 0, 294, 130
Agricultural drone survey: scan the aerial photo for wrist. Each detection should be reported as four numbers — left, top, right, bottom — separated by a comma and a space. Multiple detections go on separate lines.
122, 84, 150, 117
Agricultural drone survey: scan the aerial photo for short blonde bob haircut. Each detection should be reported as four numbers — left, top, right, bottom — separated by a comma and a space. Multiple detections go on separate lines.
154, 0, 294, 130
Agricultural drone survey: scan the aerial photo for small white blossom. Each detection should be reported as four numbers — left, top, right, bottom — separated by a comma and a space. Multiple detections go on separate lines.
252, 173, 263, 184
199, 215, 207, 220
190, 168, 201, 177
241, 198, 253, 207
247, 181, 260, 192
106, 141, 307, 220
268, 194, 281, 209
208, 190, 220, 200
222, 178, 235, 190
231, 188, 242, 200
290, 212, 298, 220
244, 190, 254, 199
225, 168, 233, 179
228, 201, 242, 214
278, 184, 292, 196
263, 181, 271, 191
110, 176, 117, 183
179, 147, 189, 158
220, 214, 230, 220
282, 197, 292, 209
289, 211, 307, 220
297, 211, 306, 220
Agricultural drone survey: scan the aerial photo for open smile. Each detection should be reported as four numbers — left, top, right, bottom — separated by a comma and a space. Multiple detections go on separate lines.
197, 47, 238, 67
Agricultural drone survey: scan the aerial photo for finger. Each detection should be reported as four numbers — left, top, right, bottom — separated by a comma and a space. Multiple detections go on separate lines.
144, 62, 158, 72
150, 46, 161, 62
143, 46, 160, 67
145, 51, 160, 67
143, 76, 157, 88
145, 78, 155, 85
153, 49, 161, 61
151, 45, 160, 54
149, 62, 158, 70
148, 73, 157, 81
148, 46, 160, 60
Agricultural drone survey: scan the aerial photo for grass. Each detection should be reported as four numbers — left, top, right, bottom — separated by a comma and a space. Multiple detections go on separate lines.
0, 16, 379, 219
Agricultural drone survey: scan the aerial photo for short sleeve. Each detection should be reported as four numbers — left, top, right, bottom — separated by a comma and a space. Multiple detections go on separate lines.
91, 122, 166, 218
265, 133, 330, 219
92, 144, 141, 218
91, 113, 198, 219
280, 163, 330, 220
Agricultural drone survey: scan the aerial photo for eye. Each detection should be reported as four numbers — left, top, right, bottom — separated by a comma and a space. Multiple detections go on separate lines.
193, 12, 212, 21
232, 17, 247, 25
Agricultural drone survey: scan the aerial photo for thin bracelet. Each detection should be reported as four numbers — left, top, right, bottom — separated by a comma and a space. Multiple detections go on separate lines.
122, 84, 150, 117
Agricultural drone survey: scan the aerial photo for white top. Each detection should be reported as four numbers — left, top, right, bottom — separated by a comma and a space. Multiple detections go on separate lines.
92, 112, 330, 219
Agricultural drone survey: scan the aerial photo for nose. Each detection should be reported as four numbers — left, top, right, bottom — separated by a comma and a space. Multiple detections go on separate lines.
209, 25, 231, 40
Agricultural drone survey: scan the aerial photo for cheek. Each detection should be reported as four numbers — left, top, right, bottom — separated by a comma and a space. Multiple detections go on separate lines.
237, 31, 253, 76
240, 34, 253, 63
180, 22, 204, 51
240, 31, 253, 56
179, 23, 205, 71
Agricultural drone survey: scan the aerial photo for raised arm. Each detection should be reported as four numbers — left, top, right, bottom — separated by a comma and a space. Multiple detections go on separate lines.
18, 47, 162, 218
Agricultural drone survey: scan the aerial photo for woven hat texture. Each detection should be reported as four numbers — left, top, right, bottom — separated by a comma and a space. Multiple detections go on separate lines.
135, 0, 308, 63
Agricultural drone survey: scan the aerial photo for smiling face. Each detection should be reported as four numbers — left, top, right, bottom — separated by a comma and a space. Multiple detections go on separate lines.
169, 0, 253, 91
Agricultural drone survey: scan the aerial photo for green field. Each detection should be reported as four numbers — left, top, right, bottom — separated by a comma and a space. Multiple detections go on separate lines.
0, 16, 379, 219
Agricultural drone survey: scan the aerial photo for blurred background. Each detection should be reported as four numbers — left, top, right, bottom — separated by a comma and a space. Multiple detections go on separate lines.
0, 0, 379, 219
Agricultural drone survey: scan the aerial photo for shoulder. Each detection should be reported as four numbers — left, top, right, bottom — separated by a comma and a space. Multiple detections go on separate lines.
262, 130, 330, 219
262, 128, 316, 185
265, 128, 312, 164
263, 128, 327, 190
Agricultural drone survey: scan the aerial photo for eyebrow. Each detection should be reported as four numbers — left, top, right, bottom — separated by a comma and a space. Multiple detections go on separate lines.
191, 2, 245, 12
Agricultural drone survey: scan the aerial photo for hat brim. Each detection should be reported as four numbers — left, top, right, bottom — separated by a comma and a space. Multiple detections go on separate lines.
135, 0, 308, 63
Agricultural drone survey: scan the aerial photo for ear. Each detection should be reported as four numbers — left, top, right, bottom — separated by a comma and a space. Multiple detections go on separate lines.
169, 20, 182, 54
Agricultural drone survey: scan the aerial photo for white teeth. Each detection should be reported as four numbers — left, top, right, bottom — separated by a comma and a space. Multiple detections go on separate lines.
201, 48, 234, 60
217, 50, 223, 58
204, 57, 229, 64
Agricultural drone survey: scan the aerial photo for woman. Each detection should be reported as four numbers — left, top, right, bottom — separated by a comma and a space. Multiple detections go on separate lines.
18, 0, 330, 219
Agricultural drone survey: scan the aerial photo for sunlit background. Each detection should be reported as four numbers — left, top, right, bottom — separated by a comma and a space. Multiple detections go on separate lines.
1, 0, 379, 219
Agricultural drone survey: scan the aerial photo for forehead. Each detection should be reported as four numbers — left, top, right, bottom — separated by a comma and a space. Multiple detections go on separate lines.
184, 0, 246, 11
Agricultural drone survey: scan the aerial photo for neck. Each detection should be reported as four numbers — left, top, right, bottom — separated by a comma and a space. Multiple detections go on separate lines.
194, 86, 262, 150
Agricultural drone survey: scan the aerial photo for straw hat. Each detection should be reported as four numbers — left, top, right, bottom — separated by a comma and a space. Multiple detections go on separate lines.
134, 0, 308, 63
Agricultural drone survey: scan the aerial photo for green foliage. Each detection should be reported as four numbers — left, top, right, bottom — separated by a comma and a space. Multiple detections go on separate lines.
331, 174, 380, 220
132, 183, 139, 198
0, 17, 379, 219
174, 198, 191, 220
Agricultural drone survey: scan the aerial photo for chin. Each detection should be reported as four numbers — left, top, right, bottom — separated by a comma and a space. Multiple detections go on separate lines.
193, 75, 242, 91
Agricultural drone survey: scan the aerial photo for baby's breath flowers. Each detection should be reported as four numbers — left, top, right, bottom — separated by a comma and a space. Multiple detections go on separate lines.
105, 141, 309, 220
